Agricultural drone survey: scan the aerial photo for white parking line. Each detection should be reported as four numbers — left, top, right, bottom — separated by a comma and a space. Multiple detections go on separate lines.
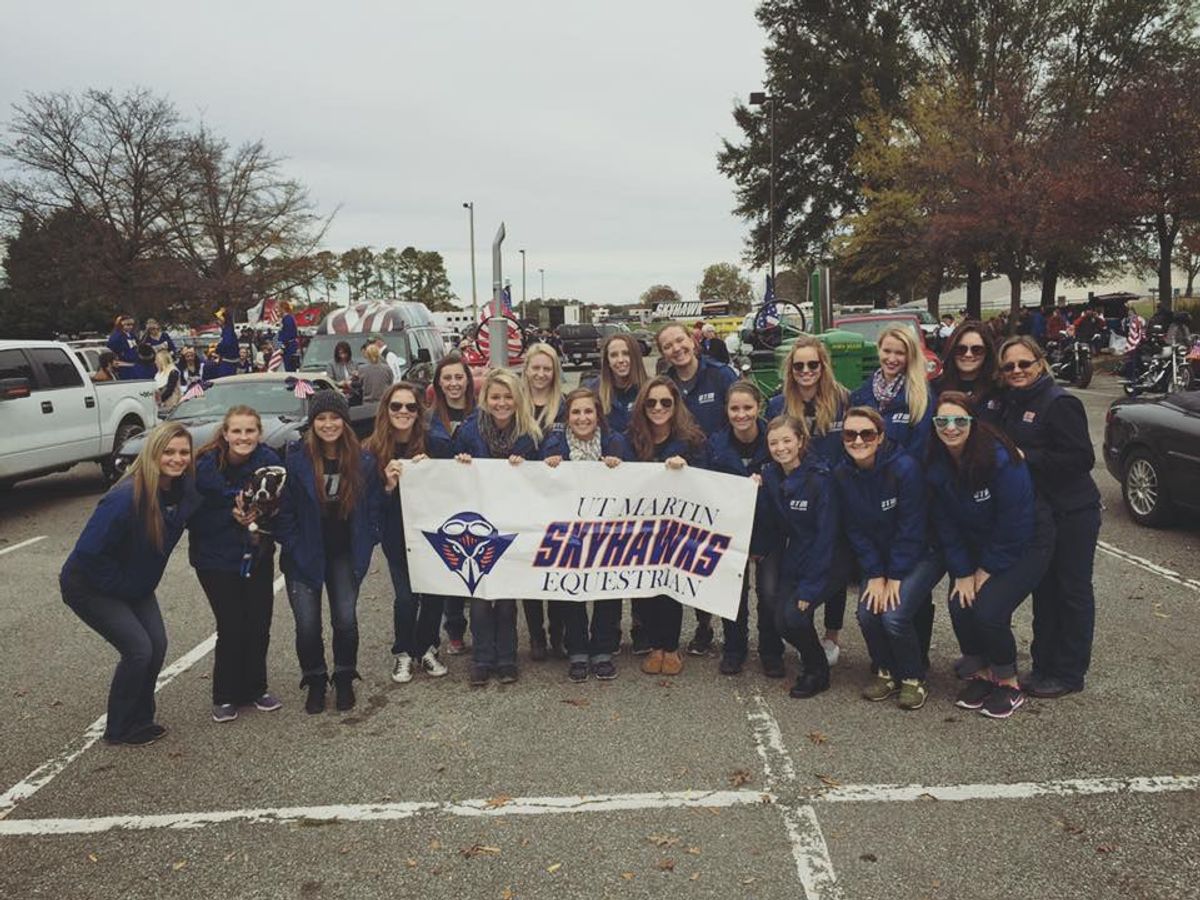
0, 535, 47, 557
0, 575, 285, 820
1097, 540, 1200, 593
819, 774, 1200, 804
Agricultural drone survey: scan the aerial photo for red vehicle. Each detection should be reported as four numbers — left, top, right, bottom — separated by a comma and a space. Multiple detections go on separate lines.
832, 313, 943, 381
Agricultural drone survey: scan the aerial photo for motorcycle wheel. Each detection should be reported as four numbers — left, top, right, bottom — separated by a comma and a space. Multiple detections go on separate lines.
1073, 357, 1093, 389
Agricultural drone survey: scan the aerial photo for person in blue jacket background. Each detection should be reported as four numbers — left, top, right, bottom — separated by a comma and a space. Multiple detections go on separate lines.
106, 314, 141, 379
452, 369, 542, 686
541, 387, 633, 682
426, 355, 477, 655
587, 332, 648, 435
142, 318, 176, 356
767, 335, 853, 666
59, 422, 200, 745
189, 406, 283, 723
210, 309, 241, 378
758, 415, 840, 699
365, 382, 450, 686
278, 300, 300, 372
928, 391, 1054, 720
625, 376, 706, 677
835, 406, 941, 711
656, 322, 737, 656
701, 381, 783, 677
276, 390, 382, 715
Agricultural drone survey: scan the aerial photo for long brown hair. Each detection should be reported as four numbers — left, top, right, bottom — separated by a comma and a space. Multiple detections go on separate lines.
127, 422, 194, 552
627, 375, 704, 461
431, 354, 476, 434
196, 405, 263, 471
937, 321, 998, 391
930, 391, 1022, 489
597, 333, 647, 415
366, 382, 428, 478
779, 335, 849, 435
304, 413, 361, 521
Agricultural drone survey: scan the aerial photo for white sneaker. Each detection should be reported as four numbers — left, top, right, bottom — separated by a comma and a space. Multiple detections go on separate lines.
391, 653, 414, 684
421, 648, 448, 677
821, 639, 840, 666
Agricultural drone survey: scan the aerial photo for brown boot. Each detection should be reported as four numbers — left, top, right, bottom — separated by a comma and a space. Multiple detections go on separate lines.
660, 651, 684, 676
641, 649, 664, 675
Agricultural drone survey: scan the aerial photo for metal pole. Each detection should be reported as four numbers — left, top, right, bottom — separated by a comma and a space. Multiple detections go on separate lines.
769, 99, 776, 282
464, 202, 478, 319
539, 268, 545, 303
489, 222, 508, 368
520, 249, 527, 318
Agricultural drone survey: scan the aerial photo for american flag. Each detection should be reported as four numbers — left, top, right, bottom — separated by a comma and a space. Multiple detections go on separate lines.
753, 275, 780, 332
266, 347, 284, 371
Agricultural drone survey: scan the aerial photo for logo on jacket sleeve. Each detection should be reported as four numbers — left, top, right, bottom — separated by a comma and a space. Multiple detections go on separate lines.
1022, 411, 1037, 423
789, 499, 809, 511
881, 497, 898, 511
891, 412, 911, 424
423, 512, 515, 595
698, 392, 716, 404
972, 488, 992, 503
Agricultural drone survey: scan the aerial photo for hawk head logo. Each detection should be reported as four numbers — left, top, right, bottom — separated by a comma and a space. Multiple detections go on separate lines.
423, 512, 516, 596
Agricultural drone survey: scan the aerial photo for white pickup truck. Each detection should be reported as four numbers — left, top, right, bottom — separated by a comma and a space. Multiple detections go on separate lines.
0, 339, 158, 489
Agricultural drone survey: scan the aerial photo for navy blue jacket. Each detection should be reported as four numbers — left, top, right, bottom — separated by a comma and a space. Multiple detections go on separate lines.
927, 445, 1034, 578
275, 442, 383, 589
766, 393, 847, 464
426, 409, 473, 459
667, 356, 737, 436
849, 374, 934, 461
540, 429, 633, 462
211, 319, 240, 378
833, 441, 928, 581
144, 332, 176, 355
760, 455, 839, 603
451, 414, 540, 460
61, 476, 201, 600
998, 374, 1099, 514
584, 377, 639, 435
701, 421, 771, 477
931, 375, 1003, 425
188, 444, 282, 572
279, 313, 299, 358
106, 328, 139, 368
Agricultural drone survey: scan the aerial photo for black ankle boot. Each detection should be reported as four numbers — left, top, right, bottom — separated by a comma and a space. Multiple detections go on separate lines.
332, 671, 357, 711
303, 676, 326, 715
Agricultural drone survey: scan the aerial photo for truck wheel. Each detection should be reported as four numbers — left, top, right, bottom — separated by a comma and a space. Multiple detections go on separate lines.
1123, 449, 1172, 527
1073, 357, 1093, 389
101, 418, 145, 484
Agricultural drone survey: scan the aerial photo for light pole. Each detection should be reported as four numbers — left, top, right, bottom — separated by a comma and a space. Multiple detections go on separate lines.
519, 249, 527, 319
538, 268, 545, 305
749, 92, 777, 282
462, 201, 478, 318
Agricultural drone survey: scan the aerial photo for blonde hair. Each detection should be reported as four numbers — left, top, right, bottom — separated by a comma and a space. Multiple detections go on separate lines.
483, 368, 543, 444
154, 349, 173, 374
364, 343, 381, 364
521, 343, 563, 432
126, 422, 194, 552
780, 335, 850, 436
877, 327, 928, 423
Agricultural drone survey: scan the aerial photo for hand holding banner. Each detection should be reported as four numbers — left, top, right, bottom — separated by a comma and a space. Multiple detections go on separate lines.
400, 460, 757, 621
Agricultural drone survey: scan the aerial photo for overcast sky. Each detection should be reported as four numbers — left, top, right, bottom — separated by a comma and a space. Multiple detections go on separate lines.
0, 1, 768, 308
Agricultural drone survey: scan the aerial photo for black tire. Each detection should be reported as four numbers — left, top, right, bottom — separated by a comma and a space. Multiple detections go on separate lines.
1074, 357, 1093, 389
101, 417, 145, 484
1171, 365, 1193, 394
1122, 449, 1173, 527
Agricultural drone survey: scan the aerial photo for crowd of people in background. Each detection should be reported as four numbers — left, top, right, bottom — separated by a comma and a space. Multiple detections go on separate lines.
61, 310, 1103, 746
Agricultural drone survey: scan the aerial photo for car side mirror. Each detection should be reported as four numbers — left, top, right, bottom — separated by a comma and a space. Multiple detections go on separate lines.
0, 377, 31, 400
415, 347, 431, 364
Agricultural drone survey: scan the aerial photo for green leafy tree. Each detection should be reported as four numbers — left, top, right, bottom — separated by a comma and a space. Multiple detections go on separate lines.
396, 246, 457, 310
697, 263, 754, 314
340, 247, 376, 302
639, 284, 682, 306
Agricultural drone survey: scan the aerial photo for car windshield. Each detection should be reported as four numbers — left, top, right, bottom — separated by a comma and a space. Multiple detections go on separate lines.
301, 333, 409, 370
836, 318, 921, 345
169, 381, 306, 419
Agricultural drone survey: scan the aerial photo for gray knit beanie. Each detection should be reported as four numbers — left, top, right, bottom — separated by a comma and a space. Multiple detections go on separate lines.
307, 389, 351, 426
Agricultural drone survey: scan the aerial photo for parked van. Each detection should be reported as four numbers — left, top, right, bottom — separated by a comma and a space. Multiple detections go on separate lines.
300, 301, 445, 386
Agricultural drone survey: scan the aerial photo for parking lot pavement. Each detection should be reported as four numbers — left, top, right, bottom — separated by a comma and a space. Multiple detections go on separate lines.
1, 375, 1197, 899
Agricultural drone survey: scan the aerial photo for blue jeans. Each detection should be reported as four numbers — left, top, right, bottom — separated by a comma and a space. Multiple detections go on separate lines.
563, 599, 622, 662
442, 596, 467, 642
949, 502, 1055, 680
1031, 504, 1099, 689
286, 553, 359, 680
470, 599, 517, 669
387, 556, 442, 658
60, 572, 166, 741
856, 552, 944, 681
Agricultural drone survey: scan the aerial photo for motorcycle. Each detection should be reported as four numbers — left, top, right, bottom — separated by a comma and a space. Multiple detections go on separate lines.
1123, 327, 1194, 396
1046, 335, 1093, 389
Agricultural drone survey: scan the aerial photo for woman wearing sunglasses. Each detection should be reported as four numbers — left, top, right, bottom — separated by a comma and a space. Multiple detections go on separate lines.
541, 388, 632, 682
365, 383, 449, 686
933, 322, 1002, 422
835, 407, 941, 710
928, 392, 1055, 718
702, 381, 783, 677
768, 335, 854, 666
996, 337, 1100, 699
626, 376, 706, 676
757, 415, 840, 699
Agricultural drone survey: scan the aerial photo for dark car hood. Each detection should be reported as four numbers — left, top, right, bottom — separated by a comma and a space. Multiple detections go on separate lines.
117, 415, 305, 458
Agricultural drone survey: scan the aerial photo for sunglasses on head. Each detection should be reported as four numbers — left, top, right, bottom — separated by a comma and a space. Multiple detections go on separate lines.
388, 401, 419, 413
842, 428, 879, 445
1001, 359, 1038, 373
791, 360, 822, 372
645, 397, 674, 409
933, 415, 972, 430
954, 344, 986, 358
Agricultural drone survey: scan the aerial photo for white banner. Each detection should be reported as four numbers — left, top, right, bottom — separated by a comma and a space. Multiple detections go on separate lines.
399, 459, 757, 620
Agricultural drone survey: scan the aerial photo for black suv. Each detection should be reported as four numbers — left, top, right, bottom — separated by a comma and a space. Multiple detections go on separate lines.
556, 324, 602, 368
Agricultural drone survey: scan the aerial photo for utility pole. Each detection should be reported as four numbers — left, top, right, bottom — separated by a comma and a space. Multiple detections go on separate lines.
463, 202, 478, 318
519, 249, 527, 319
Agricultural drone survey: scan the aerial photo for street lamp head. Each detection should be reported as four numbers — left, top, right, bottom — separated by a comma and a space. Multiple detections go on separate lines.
749, 91, 767, 105
463, 201, 472, 209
